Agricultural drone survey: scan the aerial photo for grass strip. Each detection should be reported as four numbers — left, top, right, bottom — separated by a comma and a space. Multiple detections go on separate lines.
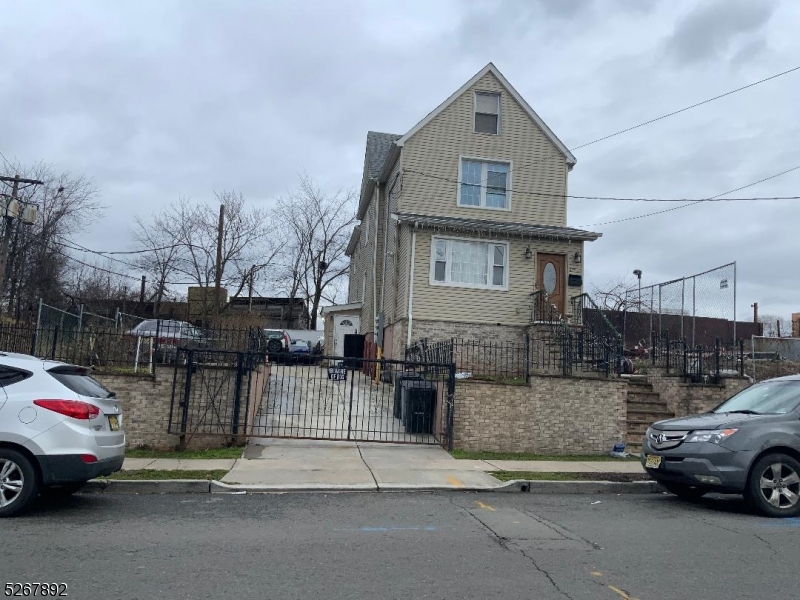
490, 471, 652, 482
451, 449, 639, 462
125, 447, 244, 459
105, 469, 230, 481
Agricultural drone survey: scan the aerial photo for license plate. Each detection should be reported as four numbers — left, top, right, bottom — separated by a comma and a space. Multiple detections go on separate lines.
108, 415, 120, 431
645, 455, 662, 469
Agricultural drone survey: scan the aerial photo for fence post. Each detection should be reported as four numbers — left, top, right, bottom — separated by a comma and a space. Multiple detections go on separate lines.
651, 329, 656, 366
524, 332, 530, 385
738, 339, 744, 378
697, 345, 703, 384
682, 341, 688, 382
50, 325, 59, 360
665, 330, 670, 374
78, 304, 84, 334
178, 349, 195, 451
714, 338, 720, 384
36, 298, 43, 330
231, 352, 245, 439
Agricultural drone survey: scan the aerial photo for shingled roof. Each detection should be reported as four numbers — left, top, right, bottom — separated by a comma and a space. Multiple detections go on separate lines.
396, 213, 601, 242
358, 131, 401, 219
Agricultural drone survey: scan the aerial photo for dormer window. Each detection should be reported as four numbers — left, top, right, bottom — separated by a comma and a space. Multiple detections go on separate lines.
474, 92, 500, 134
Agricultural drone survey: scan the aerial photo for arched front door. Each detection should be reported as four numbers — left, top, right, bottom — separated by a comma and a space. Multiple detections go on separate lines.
536, 253, 566, 316
335, 316, 359, 356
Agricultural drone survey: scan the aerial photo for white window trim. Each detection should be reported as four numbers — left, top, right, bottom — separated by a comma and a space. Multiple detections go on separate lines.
473, 91, 501, 135
362, 205, 370, 246
428, 235, 509, 291
456, 155, 513, 212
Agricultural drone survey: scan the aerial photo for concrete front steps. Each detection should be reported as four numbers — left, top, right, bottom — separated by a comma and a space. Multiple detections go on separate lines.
626, 378, 673, 454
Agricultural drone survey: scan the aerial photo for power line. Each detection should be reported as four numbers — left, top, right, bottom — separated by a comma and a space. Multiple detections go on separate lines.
420, 64, 800, 196
404, 169, 799, 202
577, 165, 800, 227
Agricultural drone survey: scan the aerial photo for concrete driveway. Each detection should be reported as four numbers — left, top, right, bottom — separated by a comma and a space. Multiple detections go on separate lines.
221, 438, 499, 490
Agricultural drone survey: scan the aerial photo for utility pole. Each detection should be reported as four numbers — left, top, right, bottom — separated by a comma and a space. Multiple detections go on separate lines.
248, 264, 255, 313
751, 302, 758, 323
0, 174, 43, 316
213, 203, 225, 317
140, 275, 146, 305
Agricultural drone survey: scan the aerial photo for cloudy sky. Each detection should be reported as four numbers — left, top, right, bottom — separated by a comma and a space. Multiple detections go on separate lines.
2, 0, 798, 322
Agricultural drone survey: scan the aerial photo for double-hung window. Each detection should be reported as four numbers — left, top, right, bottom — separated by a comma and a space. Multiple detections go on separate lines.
474, 92, 500, 134
432, 237, 507, 289
459, 159, 510, 210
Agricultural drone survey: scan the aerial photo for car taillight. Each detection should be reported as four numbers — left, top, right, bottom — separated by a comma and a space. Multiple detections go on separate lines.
34, 399, 100, 420
81, 454, 98, 464
158, 337, 178, 345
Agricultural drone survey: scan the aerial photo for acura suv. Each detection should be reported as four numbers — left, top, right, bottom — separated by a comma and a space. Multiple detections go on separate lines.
643, 375, 800, 517
0, 352, 125, 517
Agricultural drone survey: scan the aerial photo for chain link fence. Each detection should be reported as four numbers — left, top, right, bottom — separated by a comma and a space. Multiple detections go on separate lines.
748, 336, 800, 382
623, 263, 738, 348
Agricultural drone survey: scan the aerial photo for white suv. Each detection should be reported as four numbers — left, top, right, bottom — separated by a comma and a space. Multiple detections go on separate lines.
0, 352, 125, 517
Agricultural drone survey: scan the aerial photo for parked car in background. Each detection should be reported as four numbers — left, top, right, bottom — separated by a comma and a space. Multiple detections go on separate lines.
128, 319, 204, 363
0, 352, 125, 517
289, 337, 314, 364
642, 375, 800, 517
264, 329, 291, 361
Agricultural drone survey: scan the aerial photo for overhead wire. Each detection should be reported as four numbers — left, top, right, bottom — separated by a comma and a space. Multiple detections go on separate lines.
577, 164, 800, 227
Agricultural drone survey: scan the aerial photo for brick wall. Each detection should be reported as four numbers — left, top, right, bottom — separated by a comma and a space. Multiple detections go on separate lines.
412, 319, 527, 345
94, 363, 268, 451
453, 375, 628, 454
647, 368, 751, 417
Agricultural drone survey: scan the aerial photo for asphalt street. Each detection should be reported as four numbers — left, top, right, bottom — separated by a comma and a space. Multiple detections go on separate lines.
2, 491, 798, 600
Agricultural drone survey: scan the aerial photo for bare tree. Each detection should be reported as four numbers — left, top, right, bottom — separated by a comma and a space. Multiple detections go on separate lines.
136, 191, 277, 322
591, 277, 639, 312
1, 158, 102, 319
274, 174, 357, 330
759, 314, 791, 337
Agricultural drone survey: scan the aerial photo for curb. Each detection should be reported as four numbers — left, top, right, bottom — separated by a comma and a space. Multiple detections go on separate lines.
83, 478, 663, 495
498, 480, 664, 494
84, 479, 212, 494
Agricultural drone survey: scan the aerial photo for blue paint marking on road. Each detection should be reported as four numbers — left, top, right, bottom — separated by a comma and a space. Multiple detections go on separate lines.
760, 517, 800, 528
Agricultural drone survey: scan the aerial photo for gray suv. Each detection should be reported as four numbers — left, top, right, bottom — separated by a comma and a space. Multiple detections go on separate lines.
643, 375, 800, 517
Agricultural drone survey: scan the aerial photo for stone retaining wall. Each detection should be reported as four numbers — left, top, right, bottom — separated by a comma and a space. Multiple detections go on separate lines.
453, 375, 628, 454
646, 368, 751, 417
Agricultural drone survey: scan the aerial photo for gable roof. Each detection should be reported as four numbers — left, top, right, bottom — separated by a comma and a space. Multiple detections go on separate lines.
395, 63, 576, 166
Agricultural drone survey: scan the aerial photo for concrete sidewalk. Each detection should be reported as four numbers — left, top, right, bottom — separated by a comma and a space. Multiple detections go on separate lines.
119, 443, 644, 491
221, 440, 643, 491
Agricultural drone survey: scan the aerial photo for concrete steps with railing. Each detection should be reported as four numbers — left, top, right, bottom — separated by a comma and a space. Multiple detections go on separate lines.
625, 379, 673, 454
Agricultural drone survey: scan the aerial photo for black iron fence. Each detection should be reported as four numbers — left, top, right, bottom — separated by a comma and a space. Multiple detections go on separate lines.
649, 330, 745, 383
407, 332, 622, 383
172, 350, 457, 447
0, 321, 265, 372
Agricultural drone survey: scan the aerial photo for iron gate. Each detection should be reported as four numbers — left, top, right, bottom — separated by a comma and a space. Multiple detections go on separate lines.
168, 348, 267, 449
252, 355, 456, 447
168, 351, 456, 449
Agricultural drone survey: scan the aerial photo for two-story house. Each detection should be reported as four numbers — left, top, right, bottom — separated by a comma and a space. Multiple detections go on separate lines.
323, 63, 601, 360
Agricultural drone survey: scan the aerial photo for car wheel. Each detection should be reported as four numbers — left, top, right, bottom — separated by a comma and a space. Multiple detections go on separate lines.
0, 449, 40, 518
746, 453, 800, 518
41, 482, 85, 498
660, 481, 708, 501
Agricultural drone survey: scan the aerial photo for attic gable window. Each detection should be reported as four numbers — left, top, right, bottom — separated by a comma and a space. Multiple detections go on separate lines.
474, 92, 500, 134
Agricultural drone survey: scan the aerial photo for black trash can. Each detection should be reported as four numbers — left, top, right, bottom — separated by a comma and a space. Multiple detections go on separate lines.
394, 371, 422, 419
401, 379, 436, 434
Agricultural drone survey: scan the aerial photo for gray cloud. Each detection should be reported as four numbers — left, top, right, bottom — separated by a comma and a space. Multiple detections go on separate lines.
1, 0, 799, 320
664, 0, 775, 65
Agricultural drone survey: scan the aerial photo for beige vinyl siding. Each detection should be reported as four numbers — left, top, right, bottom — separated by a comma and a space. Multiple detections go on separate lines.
381, 157, 403, 325
401, 71, 568, 226
360, 200, 375, 333
412, 230, 584, 324
394, 224, 411, 321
